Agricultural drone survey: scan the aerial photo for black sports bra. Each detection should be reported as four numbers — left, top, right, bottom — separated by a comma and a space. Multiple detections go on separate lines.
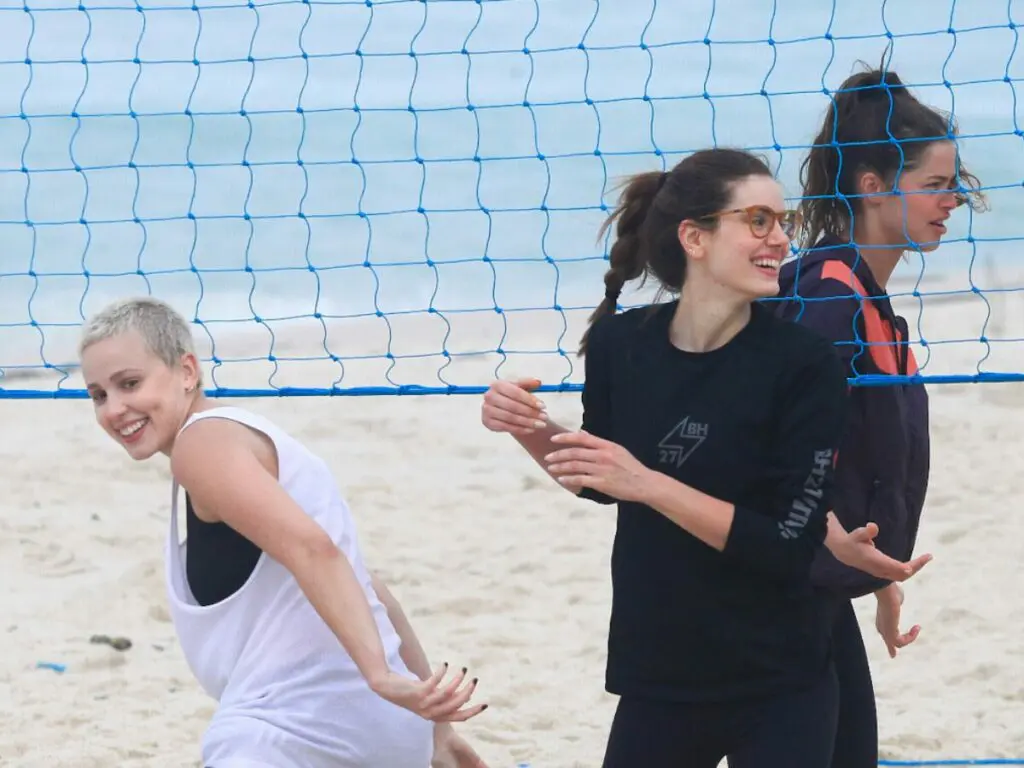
185, 493, 263, 606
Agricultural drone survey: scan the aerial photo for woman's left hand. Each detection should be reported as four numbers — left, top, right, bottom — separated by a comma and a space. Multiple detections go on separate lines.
545, 431, 651, 502
431, 724, 489, 768
827, 516, 933, 583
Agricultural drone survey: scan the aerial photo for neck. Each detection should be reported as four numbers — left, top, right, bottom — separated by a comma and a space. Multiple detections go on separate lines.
850, 222, 903, 290
670, 281, 752, 353
161, 392, 209, 457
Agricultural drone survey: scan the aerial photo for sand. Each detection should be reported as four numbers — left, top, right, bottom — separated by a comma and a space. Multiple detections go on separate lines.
1, 266, 1023, 768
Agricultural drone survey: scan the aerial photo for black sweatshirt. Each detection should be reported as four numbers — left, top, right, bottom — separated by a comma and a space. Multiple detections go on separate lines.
578, 300, 848, 703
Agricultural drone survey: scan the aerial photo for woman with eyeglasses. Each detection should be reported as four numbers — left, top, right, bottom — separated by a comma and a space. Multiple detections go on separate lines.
479, 147, 930, 767
773, 65, 984, 768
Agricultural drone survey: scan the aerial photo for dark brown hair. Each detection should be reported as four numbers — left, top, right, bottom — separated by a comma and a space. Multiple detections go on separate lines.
579, 147, 773, 354
799, 63, 986, 250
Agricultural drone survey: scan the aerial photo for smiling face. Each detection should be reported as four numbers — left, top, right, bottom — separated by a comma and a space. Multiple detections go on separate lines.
858, 140, 962, 252
81, 328, 201, 461
678, 174, 795, 301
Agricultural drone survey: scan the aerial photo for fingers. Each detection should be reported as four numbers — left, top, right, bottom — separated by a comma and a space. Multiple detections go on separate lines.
481, 402, 545, 435
544, 447, 601, 471
545, 436, 611, 477
544, 437, 625, 493
421, 665, 468, 709
848, 523, 879, 545
897, 624, 922, 648
545, 448, 607, 490
555, 475, 589, 491
548, 462, 592, 478
858, 550, 918, 582
513, 377, 542, 392
428, 686, 484, 723
906, 553, 933, 577
890, 553, 933, 582
424, 662, 450, 689
545, 446, 601, 463
549, 429, 605, 449
494, 378, 544, 406
481, 380, 547, 435
884, 637, 898, 659
418, 666, 486, 723
884, 623, 921, 659
441, 701, 490, 724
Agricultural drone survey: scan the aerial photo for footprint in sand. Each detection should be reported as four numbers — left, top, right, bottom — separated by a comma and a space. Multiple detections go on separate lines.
21, 540, 95, 579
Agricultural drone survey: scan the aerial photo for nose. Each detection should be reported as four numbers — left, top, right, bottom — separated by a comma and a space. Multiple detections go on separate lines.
939, 190, 959, 211
102, 391, 129, 423
766, 218, 790, 248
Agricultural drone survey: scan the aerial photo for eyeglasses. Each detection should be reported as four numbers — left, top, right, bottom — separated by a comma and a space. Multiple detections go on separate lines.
701, 206, 803, 239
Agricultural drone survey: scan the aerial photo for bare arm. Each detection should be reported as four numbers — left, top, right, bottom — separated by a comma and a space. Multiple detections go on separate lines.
512, 421, 572, 479
173, 418, 484, 722
172, 419, 392, 687
483, 317, 617, 503
370, 572, 433, 681
640, 470, 735, 551
371, 572, 491, 762
481, 377, 576, 490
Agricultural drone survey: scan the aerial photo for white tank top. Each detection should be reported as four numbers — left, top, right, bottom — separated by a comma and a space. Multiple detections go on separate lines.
164, 406, 433, 768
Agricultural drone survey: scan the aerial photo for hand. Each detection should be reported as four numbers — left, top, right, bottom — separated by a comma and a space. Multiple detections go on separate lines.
432, 723, 490, 768
481, 378, 547, 436
875, 583, 921, 659
826, 515, 933, 583
369, 664, 486, 723
545, 430, 650, 502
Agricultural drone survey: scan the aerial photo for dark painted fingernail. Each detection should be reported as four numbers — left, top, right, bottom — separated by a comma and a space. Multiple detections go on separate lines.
472, 677, 479, 684
462, 666, 467, 674
481, 704, 489, 711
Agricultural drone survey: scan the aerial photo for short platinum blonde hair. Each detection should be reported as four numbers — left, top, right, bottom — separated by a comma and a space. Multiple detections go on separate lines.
79, 297, 203, 386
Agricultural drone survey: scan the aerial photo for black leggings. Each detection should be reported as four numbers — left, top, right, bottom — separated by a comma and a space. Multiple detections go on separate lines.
601, 663, 840, 768
829, 597, 878, 768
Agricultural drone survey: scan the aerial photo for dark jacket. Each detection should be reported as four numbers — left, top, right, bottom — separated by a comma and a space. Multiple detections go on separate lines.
771, 236, 930, 599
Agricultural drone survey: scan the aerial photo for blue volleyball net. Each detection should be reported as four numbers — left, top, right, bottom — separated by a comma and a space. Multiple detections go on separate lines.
0, 0, 1022, 399
879, 762, 1024, 767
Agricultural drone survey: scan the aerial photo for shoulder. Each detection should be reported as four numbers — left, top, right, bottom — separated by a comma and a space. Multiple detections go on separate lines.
773, 258, 864, 345
756, 302, 831, 348
585, 302, 671, 351
171, 408, 277, 482
754, 306, 847, 386
778, 254, 863, 302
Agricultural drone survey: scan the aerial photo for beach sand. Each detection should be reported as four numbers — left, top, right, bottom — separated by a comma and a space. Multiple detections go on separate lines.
1, 268, 1022, 767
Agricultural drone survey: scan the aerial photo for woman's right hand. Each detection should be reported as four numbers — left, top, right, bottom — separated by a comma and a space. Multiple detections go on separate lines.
369, 664, 487, 723
481, 378, 547, 436
875, 583, 921, 658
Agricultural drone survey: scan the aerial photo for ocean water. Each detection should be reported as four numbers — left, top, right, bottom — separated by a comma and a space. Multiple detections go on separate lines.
0, 0, 1021, 377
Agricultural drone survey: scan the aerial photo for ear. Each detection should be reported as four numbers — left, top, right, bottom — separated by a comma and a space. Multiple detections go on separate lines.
179, 352, 202, 392
677, 219, 707, 261
856, 169, 889, 208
